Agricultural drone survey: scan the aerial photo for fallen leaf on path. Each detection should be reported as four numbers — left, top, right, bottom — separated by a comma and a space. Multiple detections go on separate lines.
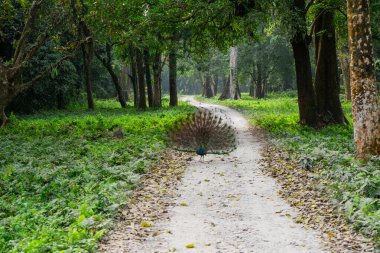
185, 243, 195, 248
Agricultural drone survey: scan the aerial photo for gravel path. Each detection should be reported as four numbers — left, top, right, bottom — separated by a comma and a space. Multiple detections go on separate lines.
103, 97, 329, 253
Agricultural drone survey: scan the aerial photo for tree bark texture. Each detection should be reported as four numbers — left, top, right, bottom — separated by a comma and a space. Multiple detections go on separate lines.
347, 0, 380, 157
314, 9, 346, 124
291, 0, 317, 127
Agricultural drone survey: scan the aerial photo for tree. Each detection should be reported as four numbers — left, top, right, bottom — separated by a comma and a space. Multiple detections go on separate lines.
144, 49, 154, 107
0, 1, 77, 127
347, 0, 380, 157
220, 47, 241, 100
152, 50, 163, 107
71, 0, 95, 110
136, 48, 147, 109
313, 0, 346, 124
95, 43, 127, 108
169, 48, 178, 106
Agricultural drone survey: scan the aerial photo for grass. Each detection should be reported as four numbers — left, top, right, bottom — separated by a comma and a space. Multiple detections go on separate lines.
0, 98, 195, 252
198, 93, 380, 245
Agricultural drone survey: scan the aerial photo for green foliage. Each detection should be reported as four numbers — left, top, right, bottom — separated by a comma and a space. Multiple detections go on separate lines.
0, 99, 195, 252
199, 93, 380, 245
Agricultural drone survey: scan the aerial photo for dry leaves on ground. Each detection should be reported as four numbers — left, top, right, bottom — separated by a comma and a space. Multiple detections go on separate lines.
98, 151, 191, 252
260, 144, 375, 253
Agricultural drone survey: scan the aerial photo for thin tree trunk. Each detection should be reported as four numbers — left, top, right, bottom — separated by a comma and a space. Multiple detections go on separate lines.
129, 47, 139, 107
213, 75, 218, 95
347, 0, 380, 157
169, 49, 178, 106
96, 43, 126, 108
204, 73, 215, 98
314, 9, 346, 124
72, 0, 95, 111
144, 49, 153, 107
256, 63, 264, 99
81, 25, 95, 110
340, 54, 351, 102
0, 105, 7, 128
136, 49, 147, 109
152, 51, 162, 107
120, 65, 130, 101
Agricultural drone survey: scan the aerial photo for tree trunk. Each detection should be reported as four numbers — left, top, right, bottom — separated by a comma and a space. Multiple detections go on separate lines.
255, 63, 264, 99
119, 65, 130, 101
249, 82, 255, 97
81, 30, 95, 110
96, 43, 126, 108
136, 49, 147, 109
340, 54, 351, 102
152, 52, 162, 107
314, 9, 346, 125
129, 47, 139, 107
347, 0, 380, 157
204, 73, 215, 98
213, 75, 218, 95
0, 105, 7, 128
291, 0, 317, 127
220, 47, 240, 100
169, 49, 178, 106
144, 49, 153, 107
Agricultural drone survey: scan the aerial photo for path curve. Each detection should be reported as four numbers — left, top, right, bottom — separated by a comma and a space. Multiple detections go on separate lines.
107, 97, 328, 253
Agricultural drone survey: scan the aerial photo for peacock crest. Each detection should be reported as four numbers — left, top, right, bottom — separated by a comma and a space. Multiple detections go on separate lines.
169, 109, 236, 154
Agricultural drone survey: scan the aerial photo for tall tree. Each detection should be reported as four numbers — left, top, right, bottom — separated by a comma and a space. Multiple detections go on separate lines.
290, 0, 317, 126
71, 0, 95, 110
144, 49, 154, 107
136, 48, 147, 109
152, 51, 162, 107
313, 3, 346, 124
220, 47, 241, 100
0, 1, 76, 127
347, 0, 380, 157
169, 48, 178, 106
128, 46, 139, 107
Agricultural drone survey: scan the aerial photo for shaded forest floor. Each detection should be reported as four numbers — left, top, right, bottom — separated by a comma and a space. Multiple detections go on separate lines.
0, 99, 195, 252
198, 93, 380, 250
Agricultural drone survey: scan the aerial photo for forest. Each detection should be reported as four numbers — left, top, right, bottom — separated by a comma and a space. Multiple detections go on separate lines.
0, 0, 379, 252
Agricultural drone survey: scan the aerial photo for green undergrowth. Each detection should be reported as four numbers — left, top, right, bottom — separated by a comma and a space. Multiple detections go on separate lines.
199, 93, 380, 246
0, 99, 195, 252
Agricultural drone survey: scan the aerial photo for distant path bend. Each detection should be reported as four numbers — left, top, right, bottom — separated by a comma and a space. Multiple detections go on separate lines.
105, 96, 328, 253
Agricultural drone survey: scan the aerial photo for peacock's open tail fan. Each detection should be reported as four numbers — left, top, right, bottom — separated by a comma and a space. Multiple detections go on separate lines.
169, 109, 236, 154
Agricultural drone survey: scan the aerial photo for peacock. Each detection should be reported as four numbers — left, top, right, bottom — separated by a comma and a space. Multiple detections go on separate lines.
169, 109, 236, 160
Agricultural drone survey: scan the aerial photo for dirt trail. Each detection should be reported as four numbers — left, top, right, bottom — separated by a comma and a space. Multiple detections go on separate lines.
103, 97, 328, 253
